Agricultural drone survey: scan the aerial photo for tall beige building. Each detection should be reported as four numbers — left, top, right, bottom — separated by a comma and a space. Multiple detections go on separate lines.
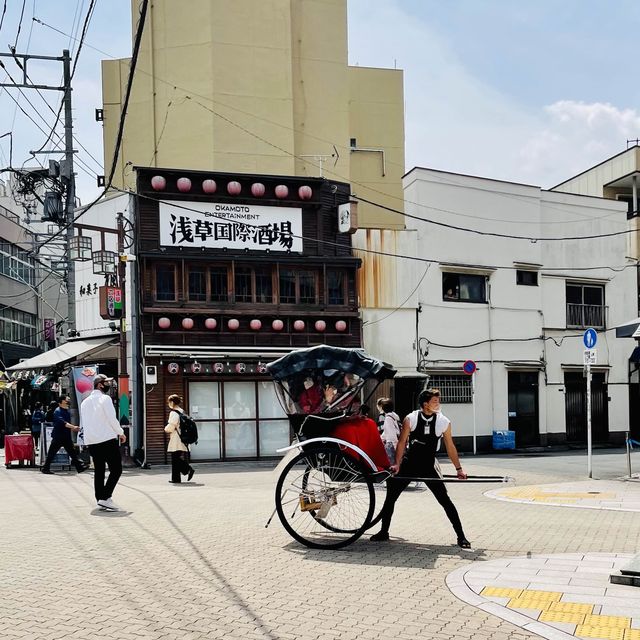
102, 0, 405, 228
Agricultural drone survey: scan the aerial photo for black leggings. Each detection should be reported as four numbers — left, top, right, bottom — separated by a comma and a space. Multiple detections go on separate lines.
378, 475, 466, 539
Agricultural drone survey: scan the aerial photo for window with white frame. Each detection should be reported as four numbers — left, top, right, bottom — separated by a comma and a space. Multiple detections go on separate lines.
0, 239, 36, 286
0, 305, 38, 347
427, 374, 472, 403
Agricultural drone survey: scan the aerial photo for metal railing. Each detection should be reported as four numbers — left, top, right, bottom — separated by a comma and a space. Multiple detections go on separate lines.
566, 303, 606, 329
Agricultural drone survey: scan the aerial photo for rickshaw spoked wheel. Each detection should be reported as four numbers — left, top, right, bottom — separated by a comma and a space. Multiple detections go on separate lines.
275, 446, 375, 550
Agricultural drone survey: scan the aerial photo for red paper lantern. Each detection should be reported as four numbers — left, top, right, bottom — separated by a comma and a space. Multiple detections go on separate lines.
202, 179, 217, 194
228, 318, 240, 330
315, 320, 326, 332
213, 362, 224, 373
251, 183, 266, 197
191, 362, 202, 374
158, 317, 171, 329
274, 184, 288, 199
335, 320, 347, 332
250, 319, 262, 331
272, 319, 284, 331
298, 185, 313, 200
182, 318, 194, 330
293, 320, 305, 331
235, 363, 246, 373
227, 181, 242, 195
151, 175, 166, 191
177, 177, 192, 192
205, 317, 217, 330
167, 362, 179, 374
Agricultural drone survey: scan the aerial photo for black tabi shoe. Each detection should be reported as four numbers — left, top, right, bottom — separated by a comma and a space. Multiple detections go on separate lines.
41, 469, 54, 475
457, 538, 471, 549
370, 531, 390, 542
187, 468, 195, 481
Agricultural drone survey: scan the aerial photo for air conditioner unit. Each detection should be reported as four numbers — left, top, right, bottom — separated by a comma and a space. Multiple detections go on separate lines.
145, 365, 157, 385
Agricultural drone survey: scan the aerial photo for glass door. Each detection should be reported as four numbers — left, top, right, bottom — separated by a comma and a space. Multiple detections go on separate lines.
223, 381, 257, 457
188, 381, 222, 460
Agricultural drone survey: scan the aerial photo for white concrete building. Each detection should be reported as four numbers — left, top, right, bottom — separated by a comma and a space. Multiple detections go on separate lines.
356, 168, 635, 451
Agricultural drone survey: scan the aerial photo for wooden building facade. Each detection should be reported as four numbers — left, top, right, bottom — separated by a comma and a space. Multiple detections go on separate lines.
134, 167, 362, 464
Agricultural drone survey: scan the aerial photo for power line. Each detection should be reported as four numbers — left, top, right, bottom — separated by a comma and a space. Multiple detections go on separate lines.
30, 16, 631, 232
118, 186, 639, 274
12, 0, 27, 50
33, 0, 148, 255
31, 0, 97, 159
0, 0, 7, 35
354, 194, 638, 243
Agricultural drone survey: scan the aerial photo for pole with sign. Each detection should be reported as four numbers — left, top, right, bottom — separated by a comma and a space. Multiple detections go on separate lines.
463, 360, 477, 454
583, 328, 597, 478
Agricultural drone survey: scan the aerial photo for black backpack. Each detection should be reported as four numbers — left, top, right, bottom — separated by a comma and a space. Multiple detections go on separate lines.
178, 413, 198, 445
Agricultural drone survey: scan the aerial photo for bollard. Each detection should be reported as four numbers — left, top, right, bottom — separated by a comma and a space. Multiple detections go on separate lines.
627, 432, 632, 478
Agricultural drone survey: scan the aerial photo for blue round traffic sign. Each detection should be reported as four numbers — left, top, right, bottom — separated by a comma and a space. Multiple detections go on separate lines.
583, 328, 597, 349
462, 360, 477, 375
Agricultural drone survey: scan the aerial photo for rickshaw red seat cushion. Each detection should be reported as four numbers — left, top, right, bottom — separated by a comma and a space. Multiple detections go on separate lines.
331, 416, 389, 471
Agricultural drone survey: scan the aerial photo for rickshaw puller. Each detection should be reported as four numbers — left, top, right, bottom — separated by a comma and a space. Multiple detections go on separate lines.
370, 388, 471, 548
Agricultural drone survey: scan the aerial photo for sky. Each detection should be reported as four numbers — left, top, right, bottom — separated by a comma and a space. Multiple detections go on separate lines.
1, 0, 640, 203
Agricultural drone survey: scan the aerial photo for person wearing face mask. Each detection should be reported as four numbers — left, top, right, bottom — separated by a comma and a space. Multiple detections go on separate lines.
80, 374, 126, 512
370, 388, 471, 548
40, 395, 87, 475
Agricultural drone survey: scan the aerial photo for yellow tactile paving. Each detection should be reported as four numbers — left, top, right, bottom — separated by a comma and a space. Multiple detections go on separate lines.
480, 586, 523, 599
520, 589, 563, 602
508, 598, 554, 611
576, 625, 625, 640
547, 601, 594, 615
498, 487, 616, 502
583, 614, 631, 629
539, 610, 585, 625
625, 630, 640, 640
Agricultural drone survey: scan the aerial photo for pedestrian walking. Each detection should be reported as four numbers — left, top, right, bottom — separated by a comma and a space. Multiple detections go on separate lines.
80, 375, 126, 511
164, 394, 195, 484
370, 387, 471, 548
40, 395, 87, 475
31, 402, 45, 450
378, 398, 401, 465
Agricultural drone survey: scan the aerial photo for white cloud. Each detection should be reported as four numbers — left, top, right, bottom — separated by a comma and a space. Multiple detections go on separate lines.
348, 1, 637, 189
518, 101, 640, 186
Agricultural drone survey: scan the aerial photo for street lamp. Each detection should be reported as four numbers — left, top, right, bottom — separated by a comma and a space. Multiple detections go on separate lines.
69, 235, 93, 261
92, 250, 117, 275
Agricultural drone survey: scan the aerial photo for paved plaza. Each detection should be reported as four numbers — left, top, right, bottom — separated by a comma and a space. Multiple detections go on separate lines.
1, 449, 639, 640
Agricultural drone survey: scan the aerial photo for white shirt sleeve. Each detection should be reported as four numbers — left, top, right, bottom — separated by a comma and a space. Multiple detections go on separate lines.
101, 395, 124, 436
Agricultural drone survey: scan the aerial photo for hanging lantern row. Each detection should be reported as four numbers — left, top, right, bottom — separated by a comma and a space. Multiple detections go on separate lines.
150, 175, 313, 201
166, 361, 269, 375
157, 317, 348, 332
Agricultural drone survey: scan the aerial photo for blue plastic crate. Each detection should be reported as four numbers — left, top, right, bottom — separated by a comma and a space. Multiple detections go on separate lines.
492, 430, 515, 450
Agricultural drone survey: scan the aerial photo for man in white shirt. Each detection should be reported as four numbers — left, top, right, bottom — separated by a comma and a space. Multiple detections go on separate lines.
80, 374, 126, 511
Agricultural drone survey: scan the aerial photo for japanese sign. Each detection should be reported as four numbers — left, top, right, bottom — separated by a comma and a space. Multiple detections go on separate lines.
99, 286, 123, 320
159, 201, 303, 252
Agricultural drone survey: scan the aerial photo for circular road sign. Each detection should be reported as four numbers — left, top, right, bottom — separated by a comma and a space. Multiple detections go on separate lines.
463, 360, 477, 375
583, 328, 597, 349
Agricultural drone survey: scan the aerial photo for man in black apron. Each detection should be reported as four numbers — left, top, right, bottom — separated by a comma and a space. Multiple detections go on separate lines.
370, 388, 471, 548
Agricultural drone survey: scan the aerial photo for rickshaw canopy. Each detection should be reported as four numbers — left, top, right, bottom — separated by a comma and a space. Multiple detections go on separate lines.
266, 345, 396, 382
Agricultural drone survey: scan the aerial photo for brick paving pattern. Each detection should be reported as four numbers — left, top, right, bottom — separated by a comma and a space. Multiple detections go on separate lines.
1, 452, 639, 639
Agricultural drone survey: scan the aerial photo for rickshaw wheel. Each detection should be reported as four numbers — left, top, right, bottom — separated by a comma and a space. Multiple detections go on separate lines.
275, 446, 375, 549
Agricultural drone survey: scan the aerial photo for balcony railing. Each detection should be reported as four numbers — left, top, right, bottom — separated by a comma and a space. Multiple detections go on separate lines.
566, 303, 606, 329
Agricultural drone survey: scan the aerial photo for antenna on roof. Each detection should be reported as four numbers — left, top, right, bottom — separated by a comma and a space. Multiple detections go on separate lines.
627, 139, 640, 149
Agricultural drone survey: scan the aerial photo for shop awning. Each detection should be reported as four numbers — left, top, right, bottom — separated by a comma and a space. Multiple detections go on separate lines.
7, 336, 117, 371
616, 317, 640, 338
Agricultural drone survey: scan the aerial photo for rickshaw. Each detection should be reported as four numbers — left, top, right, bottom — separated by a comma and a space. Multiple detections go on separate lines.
266, 345, 510, 550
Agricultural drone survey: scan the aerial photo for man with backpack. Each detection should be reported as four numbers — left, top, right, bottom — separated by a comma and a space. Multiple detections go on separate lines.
164, 394, 196, 484
80, 375, 126, 511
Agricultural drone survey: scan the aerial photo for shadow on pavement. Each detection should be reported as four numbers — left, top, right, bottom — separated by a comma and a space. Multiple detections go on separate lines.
282, 540, 486, 568
90, 508, 133, 518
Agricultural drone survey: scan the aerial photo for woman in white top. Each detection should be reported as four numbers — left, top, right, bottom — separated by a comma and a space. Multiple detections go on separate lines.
164, 394, 195, 484
370, 388, 470, 548
378, 397, 401, 465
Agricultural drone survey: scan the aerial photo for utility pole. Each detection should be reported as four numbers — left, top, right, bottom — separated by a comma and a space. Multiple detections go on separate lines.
62, 50, 76, 336
0, 49, 76, 334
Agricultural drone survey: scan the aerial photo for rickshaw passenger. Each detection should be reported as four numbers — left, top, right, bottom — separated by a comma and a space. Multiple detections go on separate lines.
370, 388, 471, 549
